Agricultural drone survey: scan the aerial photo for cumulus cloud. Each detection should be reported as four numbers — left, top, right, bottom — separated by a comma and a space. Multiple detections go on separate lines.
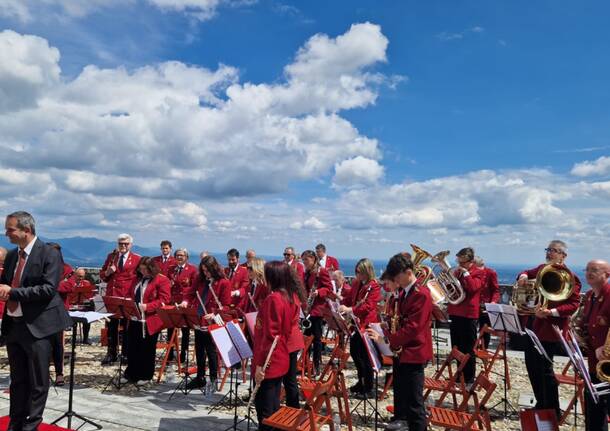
333, 156, 384, 188
571, 156, 610, 177
290, 217, 328, 231
0, 0, 129, 22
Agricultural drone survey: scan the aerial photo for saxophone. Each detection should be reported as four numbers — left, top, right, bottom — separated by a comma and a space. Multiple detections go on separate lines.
390, 299, 400, 335
301, 271, 318, 330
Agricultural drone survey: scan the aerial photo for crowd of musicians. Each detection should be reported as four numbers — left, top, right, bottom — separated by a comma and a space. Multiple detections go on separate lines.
2, 212, 610, 431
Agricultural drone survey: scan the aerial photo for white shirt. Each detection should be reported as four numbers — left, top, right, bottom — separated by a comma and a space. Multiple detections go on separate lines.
403, 279, 417, 298
319, 255, 327, 268
8, 236, 38, 317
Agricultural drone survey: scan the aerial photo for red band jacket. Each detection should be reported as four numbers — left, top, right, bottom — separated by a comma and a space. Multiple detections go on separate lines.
152, 255, 177, 277
184, 277, 232, 327
101, 251, 141, 297
225, 265, 250, 310
584, 283, 610, 370
479, 267, 500, 304
343, 279, 381, 328
304, 266, 333, 317
446, 264, 486, 319
168, 263, 198, 304
128, 273, 171, 335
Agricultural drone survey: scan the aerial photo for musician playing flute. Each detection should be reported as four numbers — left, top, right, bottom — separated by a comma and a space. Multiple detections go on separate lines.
243, 257, 269, 313
123, 257, 170, 384
339, 258, 381, 399
367, 254, 433, 431
581, 259, 610, 431
182, 255, 231, 390
517, 240, 580, 419
253, 261, 299, 430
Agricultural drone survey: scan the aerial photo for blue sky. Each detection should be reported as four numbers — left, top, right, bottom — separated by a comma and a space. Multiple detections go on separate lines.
1, 1, 610, 268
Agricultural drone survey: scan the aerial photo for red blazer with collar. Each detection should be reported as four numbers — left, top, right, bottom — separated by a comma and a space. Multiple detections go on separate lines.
57, 263, 75, 309
518, 263, 581, 342
167, 263, 198, 304
343, 279, 381, 327
58, 276, 94, 310
101, 251, 141, 297
304, 266, 333, 317
323, 255, 340, 272
152, 255, 177, 277
446, 264, 486, 319
583, 283, 610, 370
225, 265, 249, 309
479, 267, 500, 304
243, 280, 270, 313
289, 260, 305, 283
384, 282, 433, 364
253, 291, 292, 379
184, 277, 232, 326
128, 274, 171, 335
287, 293, 305, 353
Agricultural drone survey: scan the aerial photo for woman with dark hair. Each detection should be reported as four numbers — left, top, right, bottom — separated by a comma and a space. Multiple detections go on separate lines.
339, 258, 381, 398
300, 250, 333, 374
182, 255, 231, 390
253, 261, 298, 429
122, 256, 170, 384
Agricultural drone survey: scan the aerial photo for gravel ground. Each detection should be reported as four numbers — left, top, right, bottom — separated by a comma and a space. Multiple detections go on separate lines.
0, 322, 586, 430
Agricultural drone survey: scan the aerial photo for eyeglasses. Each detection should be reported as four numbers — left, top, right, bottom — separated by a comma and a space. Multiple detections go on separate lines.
585, 267, 604, 274
118, 242, 130, 246
545, 248, 563, 254
283, 253, 292, 257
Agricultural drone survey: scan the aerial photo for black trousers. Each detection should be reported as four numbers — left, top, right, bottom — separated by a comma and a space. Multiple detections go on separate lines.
194, 329, 217, 381
524, 338, 561, 416
449, 315, 477, 383
124, 321, 159, 382
478, 313, 491, 349
6, 319, 54, 431
304, 316, 324, 371
106, 317, 128, 356
350, 332, 373, 391
282, 351, 300, 408
255, 377, 283, 431
167, 327, 190, 356
393, 361, 427, 431
51, 330, 64, 376
586, 373, 610, 431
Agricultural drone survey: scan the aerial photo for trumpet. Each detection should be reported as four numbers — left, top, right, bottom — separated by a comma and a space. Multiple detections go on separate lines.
431, 250, 465, 305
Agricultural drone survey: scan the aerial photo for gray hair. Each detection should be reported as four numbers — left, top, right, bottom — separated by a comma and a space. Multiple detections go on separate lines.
549, 240, 568, 254
175, 248, 189, 258
117, 233, 133, 243
473, 256, 484, 267
7, 211, 36, 235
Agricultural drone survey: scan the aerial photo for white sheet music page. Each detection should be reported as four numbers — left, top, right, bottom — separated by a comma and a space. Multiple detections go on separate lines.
69, 311, 114, 323
368, 323, 394, 357
534, 412, 554, 431
225, 321, 253, 359
210, 326, 241, 367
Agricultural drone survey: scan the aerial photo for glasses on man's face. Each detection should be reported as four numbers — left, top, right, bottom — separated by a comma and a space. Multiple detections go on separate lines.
283, 253, 291, 257
118, 242, 129, 246
545, 247, 562, 254
585, 267, 603, 274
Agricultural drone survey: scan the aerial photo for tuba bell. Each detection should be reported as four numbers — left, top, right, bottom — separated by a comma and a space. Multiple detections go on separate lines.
410, 244, 433, 285
512, 263, 574, 314
431, 250, 465, 305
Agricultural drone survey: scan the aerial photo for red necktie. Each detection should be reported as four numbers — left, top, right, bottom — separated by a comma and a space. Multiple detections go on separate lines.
8, 250, 26, 313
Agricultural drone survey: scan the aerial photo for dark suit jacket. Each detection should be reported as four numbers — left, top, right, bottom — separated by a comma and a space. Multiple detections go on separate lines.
0, 238, 72, 338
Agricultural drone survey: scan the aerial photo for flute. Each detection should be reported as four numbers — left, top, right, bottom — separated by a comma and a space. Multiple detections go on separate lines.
246, 335, 280, 414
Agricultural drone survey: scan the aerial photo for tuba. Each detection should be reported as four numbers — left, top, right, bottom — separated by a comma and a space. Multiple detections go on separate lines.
410, 244, 433, 285
512, 264, 574, 314
431, 250, 465, 305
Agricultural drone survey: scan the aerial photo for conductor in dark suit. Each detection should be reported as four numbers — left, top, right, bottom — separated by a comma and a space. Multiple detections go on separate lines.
0, 211, 72, 431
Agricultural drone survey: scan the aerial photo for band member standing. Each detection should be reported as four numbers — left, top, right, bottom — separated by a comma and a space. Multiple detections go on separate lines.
474, 256, 499, 349
517, 240, 580, 418
582, 260, 610, 431
282, 265, 305, 409
168, 248, 197, 363
122, 257, 170, 384
253, 261, 297, 429
100, 233, 141, 365
315, 243, 340, 272
152, 240, 176, 277
367, 253, 433, 431
447, 247, 485, 385
245, 249, 256, 267
331, 270, 352, 300
61, 268, 95, 344
301, 250, 333, 374
0, 211, 72, 431
182, 255, 231, 390
244, 257, 270, 313
283, 247, 304, 283
339, 258, 381, 399
225, 248, 249, 315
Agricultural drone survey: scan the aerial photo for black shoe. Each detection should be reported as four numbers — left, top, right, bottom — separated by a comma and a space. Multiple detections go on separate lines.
82, 338, 92, 345
180, 351, 186, 363
101, 354, 117, 365
354, 390, 375, 400
385, 419, 409, 431
350, 382, 363, 394
186, 377, 206, 390
120, 356, 128, 366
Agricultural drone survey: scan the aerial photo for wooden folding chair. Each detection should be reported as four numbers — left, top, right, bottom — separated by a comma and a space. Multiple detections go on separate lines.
156, 329, 183, 382
263, 370, 336, 431
555, 362, 585, 425
378, 355, 394, 401
428, 372, 496, 431
424, 346, 470, 408
473, 324, 510, 389
296, 335, 314, 379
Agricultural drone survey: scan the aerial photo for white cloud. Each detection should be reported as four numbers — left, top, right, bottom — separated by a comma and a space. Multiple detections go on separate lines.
333, 156, 384, 188
290, 217, 328, 231
571, 156, 610, 177
146, 0, 221, 20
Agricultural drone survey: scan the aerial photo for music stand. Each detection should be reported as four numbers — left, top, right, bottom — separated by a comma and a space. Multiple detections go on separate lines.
102, 296, 142, 391
155, 306, 202, 399
322, 307, 351, 349
68, 285, 95, 311
485, 303, 525, 418
52, 313, 105, 430
351, 325, 382, 430
432, 305, 449, 371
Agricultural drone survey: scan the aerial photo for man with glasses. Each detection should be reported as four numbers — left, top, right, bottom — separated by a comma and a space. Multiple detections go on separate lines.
581, 260, 610, 431
283, 246, 304, 282
100, 233, 141, 365
516, 240, 581, 419
168, 248, 197, 362
314, 243, 340, 273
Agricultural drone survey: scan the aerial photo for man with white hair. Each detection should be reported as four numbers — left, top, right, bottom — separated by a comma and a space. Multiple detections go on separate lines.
100, 233, 141, 365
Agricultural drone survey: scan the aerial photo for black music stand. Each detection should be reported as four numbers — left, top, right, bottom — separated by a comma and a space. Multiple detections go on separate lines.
351, 326, 382, 430
52, 314, 103, 430
102, 296, 141, 391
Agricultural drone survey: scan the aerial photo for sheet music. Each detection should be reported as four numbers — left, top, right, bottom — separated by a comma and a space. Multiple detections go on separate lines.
357, 326, 382, 372
485, 303, 523, 334
69, 311, 114, 323
525, 328, 552, 363
534, 412, 554, 431
368, 323, 394, 357
210, 326, 242, 367
225, 320, 253, 359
